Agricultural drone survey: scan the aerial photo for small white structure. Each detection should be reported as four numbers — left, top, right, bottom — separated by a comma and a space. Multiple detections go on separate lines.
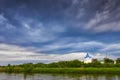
84, 53, 92, 63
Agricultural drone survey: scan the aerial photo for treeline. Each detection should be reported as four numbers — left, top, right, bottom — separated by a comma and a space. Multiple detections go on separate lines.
0, 58, 120, 73
16, 58, 120, 68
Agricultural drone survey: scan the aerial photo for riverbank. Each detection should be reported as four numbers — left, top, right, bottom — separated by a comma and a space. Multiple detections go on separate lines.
32, 68, 120, 74
1, 67, 120, 74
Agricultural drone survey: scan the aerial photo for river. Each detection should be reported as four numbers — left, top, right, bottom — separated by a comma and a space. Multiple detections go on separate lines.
0, 73, 120, 80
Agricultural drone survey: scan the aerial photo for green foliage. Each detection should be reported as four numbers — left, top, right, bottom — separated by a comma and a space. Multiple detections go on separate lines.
91, 59, 101, 67
1, 58, 120, 74
47, 60, 83, 68
116, 58, 120, 64
92, 59, 101, 64
104, 58, 114, 64
5, 64, 14, 73
31, 68, 120, 74
22, 63, 34, 73
34, 63, 46, 68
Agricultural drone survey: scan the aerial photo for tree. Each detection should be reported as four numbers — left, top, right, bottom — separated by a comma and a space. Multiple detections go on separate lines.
116, 58, 120, 64
35, 63, 46, 68
92, 59, 101, 64
6, 64, 14, 73
23, 63, 34, 73
104, 58, 114, 64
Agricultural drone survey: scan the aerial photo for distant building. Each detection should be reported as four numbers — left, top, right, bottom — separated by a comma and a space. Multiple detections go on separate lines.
84, 53, 92, 63
99, 60, 104, 64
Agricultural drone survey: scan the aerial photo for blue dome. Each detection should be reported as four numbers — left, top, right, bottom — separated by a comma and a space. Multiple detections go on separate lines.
84, 53, 91, 58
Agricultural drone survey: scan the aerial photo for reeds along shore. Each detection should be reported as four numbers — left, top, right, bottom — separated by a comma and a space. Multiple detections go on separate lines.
0, 59, 120, 74
1, 67, 120, 74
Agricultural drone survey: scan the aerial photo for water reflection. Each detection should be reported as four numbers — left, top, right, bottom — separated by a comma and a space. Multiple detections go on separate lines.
0, 73, 120, 80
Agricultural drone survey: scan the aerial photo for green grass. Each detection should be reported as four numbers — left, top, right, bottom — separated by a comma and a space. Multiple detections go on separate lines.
32, 68, 120, 74
1, 67, 120, 74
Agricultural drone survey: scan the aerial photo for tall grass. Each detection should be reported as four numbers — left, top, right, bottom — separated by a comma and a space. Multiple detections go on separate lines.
1, 67, 120, 74
32, 68, 120, 74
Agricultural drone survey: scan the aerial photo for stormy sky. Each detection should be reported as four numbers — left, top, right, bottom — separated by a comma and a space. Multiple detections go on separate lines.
0, 0, 120, 65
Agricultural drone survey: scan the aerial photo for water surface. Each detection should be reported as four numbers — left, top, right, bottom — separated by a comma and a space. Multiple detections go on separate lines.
0, 73, 120, 80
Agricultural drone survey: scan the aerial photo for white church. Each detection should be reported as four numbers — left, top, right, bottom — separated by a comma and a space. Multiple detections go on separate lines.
84, 53, 92, 63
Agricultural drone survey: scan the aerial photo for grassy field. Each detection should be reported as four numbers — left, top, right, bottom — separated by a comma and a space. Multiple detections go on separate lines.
1, 67, 120, 74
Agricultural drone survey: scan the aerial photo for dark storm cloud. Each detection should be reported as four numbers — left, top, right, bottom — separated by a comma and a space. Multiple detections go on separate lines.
0, 0, 120, 42
1, 0, 120, 32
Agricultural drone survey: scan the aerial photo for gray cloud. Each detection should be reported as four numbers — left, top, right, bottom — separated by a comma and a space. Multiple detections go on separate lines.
0, 14, 15, 31
63, 0, 120, 33
0, 41, 119, 65
99, 43, 120, 53
0, 43, 92, 65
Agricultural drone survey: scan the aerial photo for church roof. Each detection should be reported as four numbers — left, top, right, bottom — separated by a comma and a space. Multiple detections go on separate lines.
84, 53, 91, 58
